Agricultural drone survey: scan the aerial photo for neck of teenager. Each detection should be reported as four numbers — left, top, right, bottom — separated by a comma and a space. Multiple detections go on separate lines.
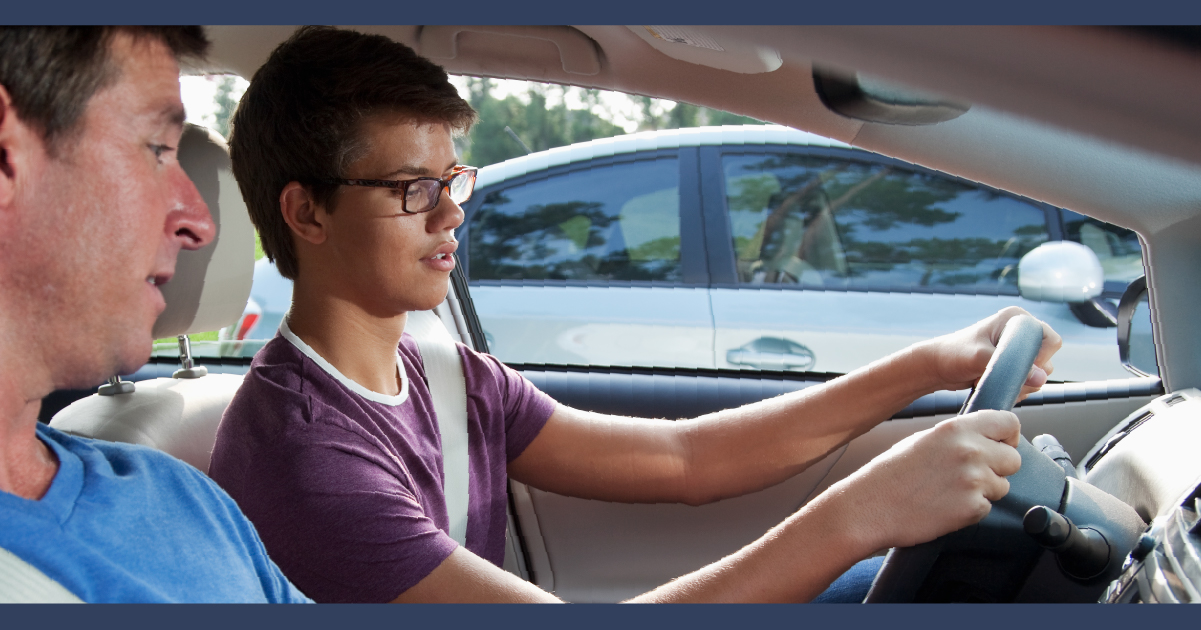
288, 277, 408, 397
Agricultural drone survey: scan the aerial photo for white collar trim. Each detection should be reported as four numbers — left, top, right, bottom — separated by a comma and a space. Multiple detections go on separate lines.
279, 316, 409, 406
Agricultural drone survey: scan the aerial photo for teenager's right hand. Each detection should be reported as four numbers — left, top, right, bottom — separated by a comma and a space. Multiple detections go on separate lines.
826, 410, 1023, 552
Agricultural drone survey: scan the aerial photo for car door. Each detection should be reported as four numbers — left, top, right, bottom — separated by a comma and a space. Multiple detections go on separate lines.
459, 148, 716, 370
702, 144, 1132, 383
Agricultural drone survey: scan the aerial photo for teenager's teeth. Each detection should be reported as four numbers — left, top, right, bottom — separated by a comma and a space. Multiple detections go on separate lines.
433, 253, 445, 259
146, 276, 157, 286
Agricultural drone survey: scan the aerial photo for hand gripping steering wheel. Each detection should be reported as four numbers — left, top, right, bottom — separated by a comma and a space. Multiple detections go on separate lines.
863, 314, 1071, 602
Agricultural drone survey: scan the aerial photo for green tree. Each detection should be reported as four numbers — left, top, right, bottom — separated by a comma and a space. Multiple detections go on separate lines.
211, 75, 239, 139
458, 79, 766, 167
460, 79, 627, 167
632, 97, 763, 132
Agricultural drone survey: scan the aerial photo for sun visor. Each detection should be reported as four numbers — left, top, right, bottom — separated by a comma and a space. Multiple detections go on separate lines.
151, 124, 255, 339
628, 26, 782, 74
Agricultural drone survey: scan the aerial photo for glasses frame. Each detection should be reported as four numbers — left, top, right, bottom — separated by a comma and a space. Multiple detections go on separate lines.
326, 165, 478, 214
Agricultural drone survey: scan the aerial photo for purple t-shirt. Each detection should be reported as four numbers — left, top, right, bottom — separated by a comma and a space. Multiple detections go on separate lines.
208, 328, 555, 603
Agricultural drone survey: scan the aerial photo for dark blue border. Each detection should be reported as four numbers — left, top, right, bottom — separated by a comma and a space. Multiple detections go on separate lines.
5, 0, 1201, 26
11, 602, 1200, 630
8, 7, 1199, 630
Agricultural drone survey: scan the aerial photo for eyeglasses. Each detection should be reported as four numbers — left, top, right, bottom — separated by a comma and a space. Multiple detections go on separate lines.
327, 165, 478, 214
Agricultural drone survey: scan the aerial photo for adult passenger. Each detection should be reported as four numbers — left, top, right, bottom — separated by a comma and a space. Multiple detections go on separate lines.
0, 26, 309, 603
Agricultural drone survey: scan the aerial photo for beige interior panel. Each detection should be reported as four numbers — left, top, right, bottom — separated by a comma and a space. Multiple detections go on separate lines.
510, 393, 1154, 602
511, 445, 845, 602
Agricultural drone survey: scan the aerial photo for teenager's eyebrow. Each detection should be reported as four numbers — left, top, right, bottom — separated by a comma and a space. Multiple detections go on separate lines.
380, 160, 460, 180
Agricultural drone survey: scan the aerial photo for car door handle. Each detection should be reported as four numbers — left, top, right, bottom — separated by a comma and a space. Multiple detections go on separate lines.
725, 337, 816, 371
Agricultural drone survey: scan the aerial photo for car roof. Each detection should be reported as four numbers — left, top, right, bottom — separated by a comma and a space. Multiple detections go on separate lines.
475, 124, 852, 189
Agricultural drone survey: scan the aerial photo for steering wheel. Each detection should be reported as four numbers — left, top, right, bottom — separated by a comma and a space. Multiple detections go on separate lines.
863, 314, 1071, 602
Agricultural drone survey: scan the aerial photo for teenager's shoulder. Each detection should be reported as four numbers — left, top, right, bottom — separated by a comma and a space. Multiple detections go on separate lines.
248, 334, 305, 372
399, 332, 515, 383
242, 335, 330, 396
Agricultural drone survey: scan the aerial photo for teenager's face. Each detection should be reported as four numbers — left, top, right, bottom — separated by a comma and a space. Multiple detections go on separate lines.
317, 116, 464, 316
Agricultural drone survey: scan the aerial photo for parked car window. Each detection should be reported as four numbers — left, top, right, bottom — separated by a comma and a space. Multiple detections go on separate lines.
723, 152, 1049, 294
1061, 209, 1144, 286
468, 157, 682, 282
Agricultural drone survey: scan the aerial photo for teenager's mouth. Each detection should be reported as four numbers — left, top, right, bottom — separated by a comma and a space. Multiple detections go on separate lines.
424, 244, 457, 272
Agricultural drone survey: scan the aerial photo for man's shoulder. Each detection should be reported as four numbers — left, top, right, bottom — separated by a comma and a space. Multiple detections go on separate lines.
38, 423, 230, 504
40, 423, 192, 470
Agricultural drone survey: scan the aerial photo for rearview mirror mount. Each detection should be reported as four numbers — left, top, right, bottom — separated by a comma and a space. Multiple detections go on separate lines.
1117, 275, 1159, 378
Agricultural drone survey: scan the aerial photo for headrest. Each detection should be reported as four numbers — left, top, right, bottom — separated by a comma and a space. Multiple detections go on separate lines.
151, 124, 256, 339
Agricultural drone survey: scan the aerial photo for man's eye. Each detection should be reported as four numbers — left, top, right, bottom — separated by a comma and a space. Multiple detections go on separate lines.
149, 144, 177, 163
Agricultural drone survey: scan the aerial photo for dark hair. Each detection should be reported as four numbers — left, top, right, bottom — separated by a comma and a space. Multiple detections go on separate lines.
0, 26, 209, 156
228, 26, 478, 280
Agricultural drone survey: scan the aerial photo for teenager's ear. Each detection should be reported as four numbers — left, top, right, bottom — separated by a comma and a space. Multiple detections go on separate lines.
279, 181, 327, 245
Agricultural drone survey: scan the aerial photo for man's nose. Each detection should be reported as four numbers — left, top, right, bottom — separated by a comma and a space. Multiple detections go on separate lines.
167, 165, 216, 250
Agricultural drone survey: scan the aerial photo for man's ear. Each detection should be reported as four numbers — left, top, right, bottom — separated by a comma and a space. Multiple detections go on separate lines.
0, 84, 23, 209
279, 181, 327, 245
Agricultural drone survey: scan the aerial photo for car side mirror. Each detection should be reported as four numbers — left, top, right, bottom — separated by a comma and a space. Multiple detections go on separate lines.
1017, 241, 1104, 303
1117, 275, 1159, 377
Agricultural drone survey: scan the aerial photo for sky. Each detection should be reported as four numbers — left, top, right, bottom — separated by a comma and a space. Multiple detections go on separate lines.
180, 74, 248, 133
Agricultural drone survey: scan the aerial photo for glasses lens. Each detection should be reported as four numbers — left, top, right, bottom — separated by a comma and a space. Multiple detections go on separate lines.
405, 180, 441, 213
449, 169, 476, 204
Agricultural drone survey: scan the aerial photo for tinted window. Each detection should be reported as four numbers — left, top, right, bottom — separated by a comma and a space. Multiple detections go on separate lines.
723, 152, 1049, 293
1062, 209, 1144, 285
469, 157, 681, 282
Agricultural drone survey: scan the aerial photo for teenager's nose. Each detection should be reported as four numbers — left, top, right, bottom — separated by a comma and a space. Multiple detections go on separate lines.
427, 193, 465, 234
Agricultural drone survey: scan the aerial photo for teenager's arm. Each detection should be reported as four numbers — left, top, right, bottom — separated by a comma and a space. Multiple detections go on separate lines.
508, 307, 1060, 505
394, 409, 1022, 603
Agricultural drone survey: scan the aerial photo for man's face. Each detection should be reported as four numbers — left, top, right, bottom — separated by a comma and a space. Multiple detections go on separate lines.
7, 34, 215, 389
312, 115, 464, 316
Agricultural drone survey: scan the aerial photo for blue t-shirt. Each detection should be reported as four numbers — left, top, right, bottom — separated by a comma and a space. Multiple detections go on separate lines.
0, 424, 311, 603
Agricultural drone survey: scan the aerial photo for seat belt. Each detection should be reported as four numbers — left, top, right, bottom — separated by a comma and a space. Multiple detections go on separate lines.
0, 547, 83, 603
406, 309, 471, 547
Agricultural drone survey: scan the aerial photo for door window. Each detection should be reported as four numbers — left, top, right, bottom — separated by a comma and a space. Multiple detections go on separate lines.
1061, 209, 1144, 287
468, 157, 682, 283
722, 153, 1049, 293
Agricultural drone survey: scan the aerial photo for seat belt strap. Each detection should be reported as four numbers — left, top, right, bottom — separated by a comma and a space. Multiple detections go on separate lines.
0, 547, 83, 603
407, 309, 471, 547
